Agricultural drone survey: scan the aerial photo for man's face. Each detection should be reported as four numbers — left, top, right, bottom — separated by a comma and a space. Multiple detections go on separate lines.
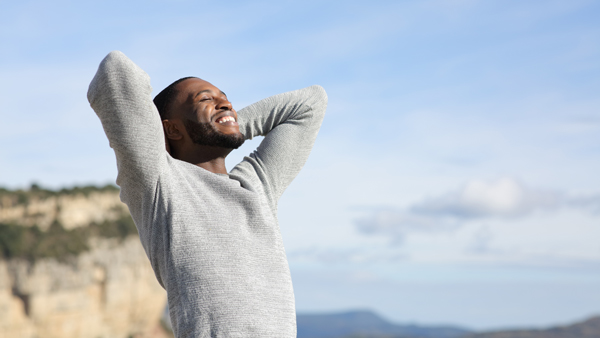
170, 78, 244, 149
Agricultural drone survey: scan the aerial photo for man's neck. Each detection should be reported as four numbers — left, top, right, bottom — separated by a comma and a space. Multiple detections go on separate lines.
172, 144, 232, 175
196, 159, 229, 175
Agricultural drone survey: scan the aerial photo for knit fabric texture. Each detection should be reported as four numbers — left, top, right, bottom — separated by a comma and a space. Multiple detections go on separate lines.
87, 51, 327, 338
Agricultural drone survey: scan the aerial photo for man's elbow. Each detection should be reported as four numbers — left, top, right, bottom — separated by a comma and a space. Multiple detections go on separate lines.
307, 85, 328, 118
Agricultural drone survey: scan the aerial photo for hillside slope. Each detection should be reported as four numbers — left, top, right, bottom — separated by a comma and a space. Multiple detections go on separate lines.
463, 316, 600, 338
297, 310, 471, 338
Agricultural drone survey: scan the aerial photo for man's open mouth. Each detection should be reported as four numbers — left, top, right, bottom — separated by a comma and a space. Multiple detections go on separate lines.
215, 115, 236, 124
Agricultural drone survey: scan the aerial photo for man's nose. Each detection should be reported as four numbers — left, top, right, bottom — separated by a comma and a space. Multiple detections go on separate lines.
216, 100, 232, 110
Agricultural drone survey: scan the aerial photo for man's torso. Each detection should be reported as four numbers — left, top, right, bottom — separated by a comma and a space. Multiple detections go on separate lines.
136, 157, 296, 338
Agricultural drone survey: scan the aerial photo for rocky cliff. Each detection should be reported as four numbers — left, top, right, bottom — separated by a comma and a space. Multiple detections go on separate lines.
0, 186, 169, 338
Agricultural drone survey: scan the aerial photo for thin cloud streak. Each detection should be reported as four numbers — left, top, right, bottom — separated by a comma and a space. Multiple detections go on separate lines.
411, 178, 562, 218
355, 177, 600, 244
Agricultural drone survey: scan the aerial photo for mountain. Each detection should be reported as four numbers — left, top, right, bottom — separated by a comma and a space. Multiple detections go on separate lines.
462, 315, 600, 338
297, 310, 471, 338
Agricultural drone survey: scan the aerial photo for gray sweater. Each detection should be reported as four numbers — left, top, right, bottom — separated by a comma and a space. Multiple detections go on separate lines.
87, 51, 327, 338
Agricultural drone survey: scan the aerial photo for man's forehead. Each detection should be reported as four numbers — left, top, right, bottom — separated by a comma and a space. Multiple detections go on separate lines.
176, 77, 216, 93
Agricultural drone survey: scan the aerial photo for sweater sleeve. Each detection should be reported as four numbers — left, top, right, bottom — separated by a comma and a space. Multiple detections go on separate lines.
87, 51, 166, 234
233, 85, 328, 206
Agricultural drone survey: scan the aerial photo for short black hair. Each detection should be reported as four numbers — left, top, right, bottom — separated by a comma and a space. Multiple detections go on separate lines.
153, 76, 198, 120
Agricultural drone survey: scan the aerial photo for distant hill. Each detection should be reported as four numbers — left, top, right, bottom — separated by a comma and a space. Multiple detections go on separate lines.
463, 315, 600, 338
297, 310, 471, 338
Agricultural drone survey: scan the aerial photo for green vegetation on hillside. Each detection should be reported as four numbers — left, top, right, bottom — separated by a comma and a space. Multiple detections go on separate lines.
0, 184, 136, 262
0, 215, 137, 262
0, 183, 120, 206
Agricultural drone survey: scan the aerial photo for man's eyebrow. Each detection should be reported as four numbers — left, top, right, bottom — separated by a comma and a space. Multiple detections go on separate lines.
220, 91, 227, 97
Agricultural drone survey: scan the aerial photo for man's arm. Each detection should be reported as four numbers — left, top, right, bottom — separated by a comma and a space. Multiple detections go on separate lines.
87, 51, 166, 229
233, 85, 327, 206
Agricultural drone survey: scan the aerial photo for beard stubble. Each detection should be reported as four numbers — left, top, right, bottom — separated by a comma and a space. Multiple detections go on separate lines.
183, 119, 246, 149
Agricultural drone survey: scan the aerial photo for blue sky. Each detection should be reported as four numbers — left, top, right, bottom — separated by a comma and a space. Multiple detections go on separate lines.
1, 0, 599, 330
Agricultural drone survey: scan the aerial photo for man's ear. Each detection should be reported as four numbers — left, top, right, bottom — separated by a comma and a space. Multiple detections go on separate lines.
162, 120, 184, 155
162, 120, 184, 141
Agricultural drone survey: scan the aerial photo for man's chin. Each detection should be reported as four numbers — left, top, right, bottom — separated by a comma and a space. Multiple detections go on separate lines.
196, 134, 245, 149
185, 120, 245, 149
225, 133, 245, 150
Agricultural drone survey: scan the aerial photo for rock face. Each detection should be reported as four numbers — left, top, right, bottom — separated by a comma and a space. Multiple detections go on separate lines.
0, 187, 168, 338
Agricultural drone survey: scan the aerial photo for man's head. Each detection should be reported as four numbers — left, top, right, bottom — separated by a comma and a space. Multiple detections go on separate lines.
154, 77, 245, 159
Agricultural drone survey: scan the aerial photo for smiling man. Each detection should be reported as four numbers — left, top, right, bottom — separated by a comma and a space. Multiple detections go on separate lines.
155, 77, 247, 169
87, 51, 327, 338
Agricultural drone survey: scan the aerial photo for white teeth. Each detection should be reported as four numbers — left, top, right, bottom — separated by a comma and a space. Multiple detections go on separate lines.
217, 116, 234, 124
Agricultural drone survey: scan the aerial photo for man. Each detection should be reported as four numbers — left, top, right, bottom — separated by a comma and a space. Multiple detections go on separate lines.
87, 51, 327, 338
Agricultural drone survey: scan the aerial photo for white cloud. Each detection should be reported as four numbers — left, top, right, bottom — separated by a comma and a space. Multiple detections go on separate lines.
354, 177, 600, 247
355, 177, 562, 243
567, 194, 600, 214
355, 209, 459, 244
411, 178, 562, 218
